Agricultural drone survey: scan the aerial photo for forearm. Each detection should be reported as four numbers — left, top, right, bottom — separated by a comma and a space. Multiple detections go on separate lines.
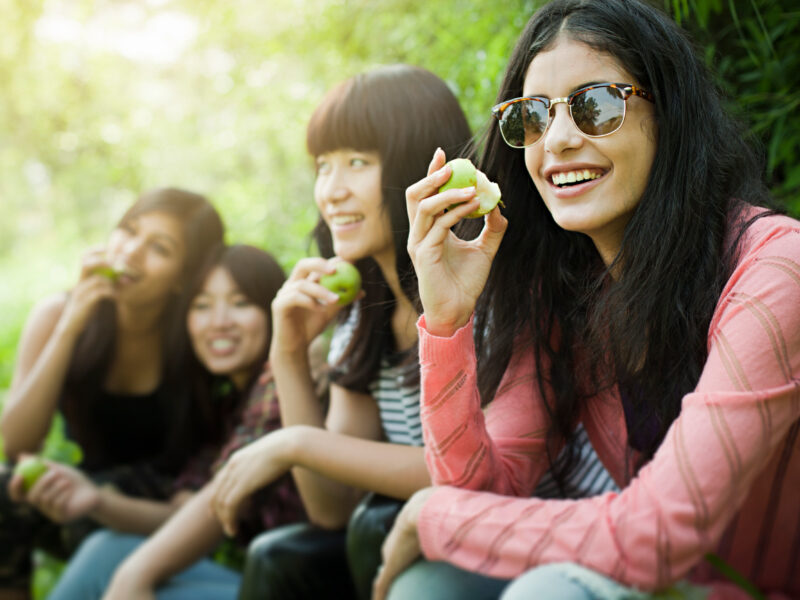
270, 349, 326, 428
1, 325, 80, 458
287, 425, 429, 529
112, 486, 223, 589
90, 487, 184, 535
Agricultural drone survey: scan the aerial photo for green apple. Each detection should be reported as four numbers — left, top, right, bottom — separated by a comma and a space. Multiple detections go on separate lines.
439, 158, 503, 219
14, 456, 48, 492
320, 261, 362, 306
92, 266, 121, 282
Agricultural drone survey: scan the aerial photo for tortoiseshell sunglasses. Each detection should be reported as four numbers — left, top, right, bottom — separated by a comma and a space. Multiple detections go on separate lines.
491, 82, 655, 149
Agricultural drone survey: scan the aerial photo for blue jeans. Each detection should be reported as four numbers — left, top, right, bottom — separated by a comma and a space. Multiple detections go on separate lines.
500, 563, 709, 600
386, 559, 510, 600
47, 529, 241, 600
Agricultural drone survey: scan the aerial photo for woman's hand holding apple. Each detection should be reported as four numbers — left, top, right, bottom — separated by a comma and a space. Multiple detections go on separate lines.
56, 246, 117, 339
405, 149, 507, 337
270, 257, 348, 360
13, 461, 101, 523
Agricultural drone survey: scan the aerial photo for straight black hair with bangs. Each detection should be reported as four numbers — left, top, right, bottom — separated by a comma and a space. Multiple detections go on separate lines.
464, 0, 775, 490
183, 243, 286, 445
307, 64, 473, 392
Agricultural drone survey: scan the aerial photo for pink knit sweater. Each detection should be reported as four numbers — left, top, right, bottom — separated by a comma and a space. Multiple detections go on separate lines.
417, 211, 800, 599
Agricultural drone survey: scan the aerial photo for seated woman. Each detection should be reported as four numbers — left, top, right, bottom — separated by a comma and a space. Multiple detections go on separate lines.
45, 243, 311, 599
208, 64, 618, 600
0, 188, 224, 599
375, 1, 800, 599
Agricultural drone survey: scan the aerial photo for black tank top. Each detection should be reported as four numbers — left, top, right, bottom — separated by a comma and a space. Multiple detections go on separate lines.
76, 388, 170, 470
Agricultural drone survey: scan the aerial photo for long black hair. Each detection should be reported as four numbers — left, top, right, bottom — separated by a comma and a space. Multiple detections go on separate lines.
185, 243, 286, 444
307, 64, 473, 392
63, 188, 225, 472
466, 0, 774, 486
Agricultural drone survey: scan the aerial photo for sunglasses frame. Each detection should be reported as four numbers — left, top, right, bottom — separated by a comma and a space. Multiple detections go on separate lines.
491, 82, 655, 149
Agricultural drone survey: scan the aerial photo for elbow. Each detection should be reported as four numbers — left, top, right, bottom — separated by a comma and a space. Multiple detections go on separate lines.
305, 506, 349, 530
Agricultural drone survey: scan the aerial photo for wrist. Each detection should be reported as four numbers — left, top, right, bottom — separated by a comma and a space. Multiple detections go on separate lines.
421, 313, 471, 338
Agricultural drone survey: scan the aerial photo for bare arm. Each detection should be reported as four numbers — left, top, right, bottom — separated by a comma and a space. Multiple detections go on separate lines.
1, 295, 80, 458
9, 460, 187, 535
102, 485, 223, 598
2, 251, 118, 459
210, 419, 430, 535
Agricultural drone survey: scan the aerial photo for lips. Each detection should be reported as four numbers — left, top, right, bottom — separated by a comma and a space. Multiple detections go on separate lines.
208, 337, 238, 356
329, 214, 364, 226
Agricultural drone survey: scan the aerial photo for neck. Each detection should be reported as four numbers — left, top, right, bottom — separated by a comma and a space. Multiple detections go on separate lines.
115, 299, 169, 335
373, 251, 418, 352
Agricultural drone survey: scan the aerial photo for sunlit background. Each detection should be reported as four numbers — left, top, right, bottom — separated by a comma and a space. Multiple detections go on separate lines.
1, 0, 798, 390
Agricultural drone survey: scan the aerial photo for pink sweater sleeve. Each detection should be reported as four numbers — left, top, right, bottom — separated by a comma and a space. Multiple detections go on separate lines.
418, 314, 555, 496
417, 221, 800, 591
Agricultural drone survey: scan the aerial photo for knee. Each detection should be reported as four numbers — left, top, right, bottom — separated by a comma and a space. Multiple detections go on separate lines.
501, 563, 591, 600
239, 523, 352, 600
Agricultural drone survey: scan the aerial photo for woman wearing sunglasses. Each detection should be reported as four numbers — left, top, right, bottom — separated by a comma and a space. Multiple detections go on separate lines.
375, 1, 799, 599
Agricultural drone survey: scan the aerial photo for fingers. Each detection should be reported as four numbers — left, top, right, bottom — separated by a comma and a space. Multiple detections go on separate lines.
406, 150, 453, 226
476, 204, 509, 257
287, 257, 335, 283
407, 189, 478, 266
209, 467, 242, 537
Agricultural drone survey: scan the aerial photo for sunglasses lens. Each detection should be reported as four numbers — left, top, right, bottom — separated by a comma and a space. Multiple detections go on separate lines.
499, 99, 548, 148
571, 86, 625, 136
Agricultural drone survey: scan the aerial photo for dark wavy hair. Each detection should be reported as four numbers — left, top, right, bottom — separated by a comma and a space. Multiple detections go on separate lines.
63, 188, 225, 472
307, 64, 473, 392
463, 0, 775, 487
185, 243, 286, 443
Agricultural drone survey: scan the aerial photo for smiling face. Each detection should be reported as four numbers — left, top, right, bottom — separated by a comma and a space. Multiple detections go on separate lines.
187, 266, 268, 390
523, 35, 657, 266
314, 148, 395, 268
105, 211, 186, 305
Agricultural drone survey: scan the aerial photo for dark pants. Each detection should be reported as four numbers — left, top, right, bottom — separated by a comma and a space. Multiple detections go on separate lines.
0, 462, 172, 590
238, 493, 403, 600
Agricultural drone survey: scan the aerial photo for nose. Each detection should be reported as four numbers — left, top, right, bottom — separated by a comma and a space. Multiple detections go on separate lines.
211, 302, 232, 327
121, 233, 147, 261
316, 166, 350, 208
543, 102, 583, 155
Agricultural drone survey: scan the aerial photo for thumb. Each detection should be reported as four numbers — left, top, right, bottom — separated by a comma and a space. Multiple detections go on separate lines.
478, 206, 508, 256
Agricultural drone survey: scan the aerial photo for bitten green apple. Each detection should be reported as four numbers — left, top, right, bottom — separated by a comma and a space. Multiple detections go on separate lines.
14, 456, 48, 492
320, 262, 362, 306
439, 158, 503, 218
91, 266, 121, 281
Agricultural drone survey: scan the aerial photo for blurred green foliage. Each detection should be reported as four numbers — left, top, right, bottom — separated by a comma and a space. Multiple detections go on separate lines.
0, 0, 796, 597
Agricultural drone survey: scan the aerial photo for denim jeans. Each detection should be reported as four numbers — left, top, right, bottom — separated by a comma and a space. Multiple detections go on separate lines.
500, 563, 709, 600
47, 529, 241, 600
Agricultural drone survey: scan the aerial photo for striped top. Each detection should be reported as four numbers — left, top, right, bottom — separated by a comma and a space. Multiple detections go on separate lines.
329, 306, 618, 498
328, 308, 423, 446
416, 210, 800, 598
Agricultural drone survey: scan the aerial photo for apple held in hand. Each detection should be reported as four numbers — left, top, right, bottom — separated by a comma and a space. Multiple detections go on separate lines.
14, 456, 48, 492
91, 266, 121, 282
320, 261, 362, 306
439, 158, 503, 219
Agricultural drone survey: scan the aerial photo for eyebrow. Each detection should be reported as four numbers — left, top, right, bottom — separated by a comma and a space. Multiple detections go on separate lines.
525, 80, 607, 98
152, 233, 181, 250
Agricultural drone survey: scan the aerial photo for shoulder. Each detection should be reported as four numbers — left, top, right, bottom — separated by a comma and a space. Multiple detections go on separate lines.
734, 208, 800, 262
22, 292, 69, 336
711, 209, 800, 339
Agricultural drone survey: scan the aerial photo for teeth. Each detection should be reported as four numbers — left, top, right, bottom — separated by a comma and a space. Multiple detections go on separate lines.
551, 170, 602, 186
330, 214, 363, 225
210, 338, 235, 351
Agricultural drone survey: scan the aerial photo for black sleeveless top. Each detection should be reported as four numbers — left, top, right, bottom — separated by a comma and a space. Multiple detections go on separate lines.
68, 388, 170, 472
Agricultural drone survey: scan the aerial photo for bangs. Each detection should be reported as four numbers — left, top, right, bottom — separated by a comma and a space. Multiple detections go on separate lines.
306, 77, 382, 157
